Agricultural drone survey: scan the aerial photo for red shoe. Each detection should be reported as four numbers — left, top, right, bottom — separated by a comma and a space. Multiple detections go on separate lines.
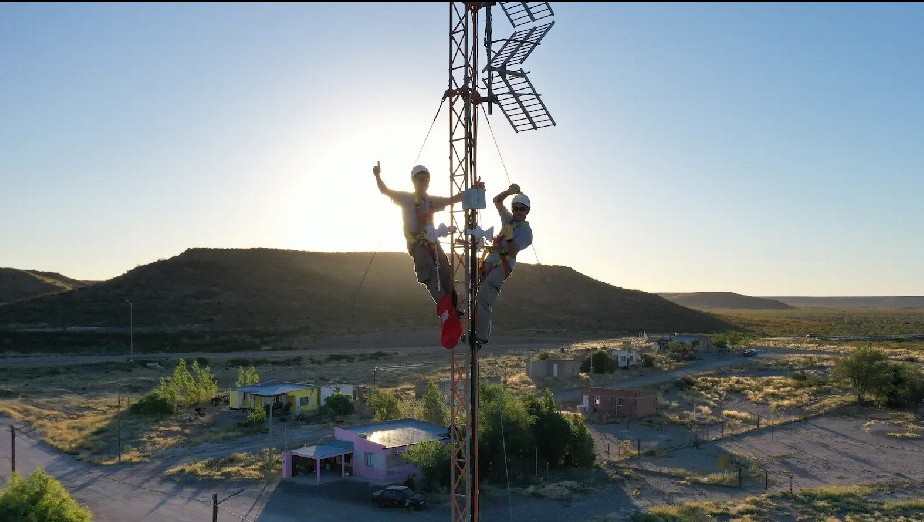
437, 294, 462, 349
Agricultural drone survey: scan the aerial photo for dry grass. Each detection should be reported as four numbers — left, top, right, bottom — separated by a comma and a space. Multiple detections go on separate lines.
165, 448, 279, 480
633, 480, 924, 521
523, 479, 597, 500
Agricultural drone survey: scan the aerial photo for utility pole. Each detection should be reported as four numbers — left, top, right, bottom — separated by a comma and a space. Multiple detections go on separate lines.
124, 299, 133, 361
10, 425, 14, 473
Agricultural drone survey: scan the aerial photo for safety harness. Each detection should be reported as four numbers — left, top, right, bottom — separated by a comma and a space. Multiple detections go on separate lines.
404, 193, 437, 248
480, 220, 529, 279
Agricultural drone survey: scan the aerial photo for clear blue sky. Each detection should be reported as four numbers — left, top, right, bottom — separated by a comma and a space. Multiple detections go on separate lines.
2, 3, 922, 296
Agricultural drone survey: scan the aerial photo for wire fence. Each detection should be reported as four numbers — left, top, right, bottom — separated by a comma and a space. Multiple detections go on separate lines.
589, 407, 924, 499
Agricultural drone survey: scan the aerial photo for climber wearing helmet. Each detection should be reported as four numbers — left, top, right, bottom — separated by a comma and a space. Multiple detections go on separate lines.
474, 183, 533, 346
373, 161, 460, 307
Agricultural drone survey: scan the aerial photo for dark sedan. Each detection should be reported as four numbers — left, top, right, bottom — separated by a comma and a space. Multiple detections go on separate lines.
371, 485, 427, 510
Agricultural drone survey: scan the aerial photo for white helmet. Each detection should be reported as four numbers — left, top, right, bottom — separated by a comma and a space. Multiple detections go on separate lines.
411, 165, 430, 178
512, 193, 530, 209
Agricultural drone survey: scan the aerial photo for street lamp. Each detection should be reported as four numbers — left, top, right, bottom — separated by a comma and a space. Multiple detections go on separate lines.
373, 367, 378, 388
124, 300, 133, 361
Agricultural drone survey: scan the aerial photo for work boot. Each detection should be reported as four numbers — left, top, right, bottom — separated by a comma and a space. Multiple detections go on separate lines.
460, 334, 488, 347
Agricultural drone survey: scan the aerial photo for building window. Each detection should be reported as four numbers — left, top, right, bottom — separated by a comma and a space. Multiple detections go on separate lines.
593, 396, 600, 405
617, 398, 624, 407
365, 452, 375, 468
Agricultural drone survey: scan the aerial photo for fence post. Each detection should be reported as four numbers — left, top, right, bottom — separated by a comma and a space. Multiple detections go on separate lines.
637, 438, 641, 457
10, 425, 14, 473
721, 420, 725, 438
765, 469, 768, 490
117, 393, 122, 464
737, 466, 742, 487
790, 474, 794, 497
213, 493, 218, 522
757, 414, 760, 429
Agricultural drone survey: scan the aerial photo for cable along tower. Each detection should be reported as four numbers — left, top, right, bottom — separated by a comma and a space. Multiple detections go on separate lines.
445, 2, 555, 521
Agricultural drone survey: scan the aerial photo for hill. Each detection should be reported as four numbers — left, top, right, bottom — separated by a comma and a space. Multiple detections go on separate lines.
763, 296, 924, 309
0, 248, 734, 353
658, 292, 793, 310
0, 268, 90, 305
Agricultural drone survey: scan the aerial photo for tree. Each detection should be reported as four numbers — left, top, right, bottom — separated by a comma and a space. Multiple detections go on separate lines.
367, 388, 402, 421
322, 393, 355, 417
713, 331, 748, 351
580, 350, 616, 374
420, 382, 449, 426
156, 359, 218, 407
235, 366, 260, 387
0, 469, 92, 522
402, 439, 451, 491
478, 383, 536, 481
834, 347, 891, 403
564, 413, 595, 467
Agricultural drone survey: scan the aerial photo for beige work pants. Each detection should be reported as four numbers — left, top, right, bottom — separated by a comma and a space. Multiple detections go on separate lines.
409, 241, 452, 305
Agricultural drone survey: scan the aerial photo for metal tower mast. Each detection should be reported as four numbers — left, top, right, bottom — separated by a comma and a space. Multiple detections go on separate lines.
446, 4, 480, 521
446, 3, 555, 521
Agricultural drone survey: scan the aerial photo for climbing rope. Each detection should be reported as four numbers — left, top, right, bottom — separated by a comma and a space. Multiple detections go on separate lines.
484, 112, 513, 186
414, 95, 447, 164
351, 95, 447, 308
484, 112, 546, 276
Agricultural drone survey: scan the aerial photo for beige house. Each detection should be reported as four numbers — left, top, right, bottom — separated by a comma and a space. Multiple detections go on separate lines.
527, 358, 580, 379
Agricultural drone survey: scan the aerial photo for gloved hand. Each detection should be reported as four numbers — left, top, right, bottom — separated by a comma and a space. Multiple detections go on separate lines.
373, 161, 381, 177
508, 183, 521, 194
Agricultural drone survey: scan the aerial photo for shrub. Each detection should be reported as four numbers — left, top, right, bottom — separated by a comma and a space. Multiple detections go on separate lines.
246, 406, 267, 427
129, 391, 176, 415
402, 439, 450, 491
322, 394, 355, 417
0, 469, 92, 522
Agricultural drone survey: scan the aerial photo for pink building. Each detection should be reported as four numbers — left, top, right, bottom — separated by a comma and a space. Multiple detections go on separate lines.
284, 419, 449, 484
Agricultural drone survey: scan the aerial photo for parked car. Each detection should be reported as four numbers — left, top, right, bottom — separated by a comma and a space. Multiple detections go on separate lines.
741, 348, 760, 357
371, 485, 427, 510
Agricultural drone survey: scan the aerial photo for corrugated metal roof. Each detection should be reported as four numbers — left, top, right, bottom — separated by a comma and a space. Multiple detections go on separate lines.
343, 419, 449, 449
232, 380, 314, 396
292, 440, 354, 459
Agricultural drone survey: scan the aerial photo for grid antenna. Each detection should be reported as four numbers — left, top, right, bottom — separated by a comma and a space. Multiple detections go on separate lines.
486, 2, 556, 133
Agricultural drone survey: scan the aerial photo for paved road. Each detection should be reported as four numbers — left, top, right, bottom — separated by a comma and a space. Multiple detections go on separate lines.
0, 417, 303, 522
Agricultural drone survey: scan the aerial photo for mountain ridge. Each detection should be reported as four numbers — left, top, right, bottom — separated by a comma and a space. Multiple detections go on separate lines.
0, 248, 734, 353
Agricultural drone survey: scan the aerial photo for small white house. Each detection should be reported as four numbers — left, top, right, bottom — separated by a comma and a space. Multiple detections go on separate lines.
609, 349, 639, 369
320, 384, 355, 405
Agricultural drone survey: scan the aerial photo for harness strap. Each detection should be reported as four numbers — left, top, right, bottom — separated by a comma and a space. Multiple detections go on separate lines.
479, 219, 529, 279
404, 193, 437, 245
